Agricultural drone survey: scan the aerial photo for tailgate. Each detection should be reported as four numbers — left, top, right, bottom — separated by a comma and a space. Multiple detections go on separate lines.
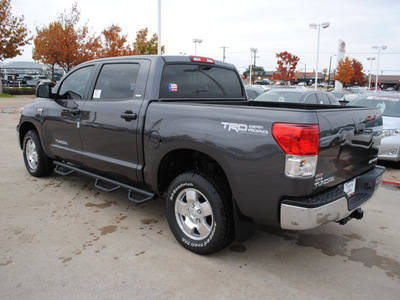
314, 106, 382, 192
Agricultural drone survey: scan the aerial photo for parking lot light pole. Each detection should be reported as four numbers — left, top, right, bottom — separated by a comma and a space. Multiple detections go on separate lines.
372, 45, 387, 92
193, 39, 203, 55
367, 57, 376, 90
309, 22, 330, 90
158, 0, 162, 55
249, 48, 257, 85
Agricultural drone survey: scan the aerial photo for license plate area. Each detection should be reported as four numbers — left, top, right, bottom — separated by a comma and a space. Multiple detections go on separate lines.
344, 178, 356, 198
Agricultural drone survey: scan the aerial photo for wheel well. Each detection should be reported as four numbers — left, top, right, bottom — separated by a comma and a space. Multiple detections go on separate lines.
18, 122, 38, 149
157, 149, 230, 196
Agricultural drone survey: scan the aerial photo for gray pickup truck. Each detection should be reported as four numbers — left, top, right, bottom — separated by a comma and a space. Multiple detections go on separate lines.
17, 55, 385, 254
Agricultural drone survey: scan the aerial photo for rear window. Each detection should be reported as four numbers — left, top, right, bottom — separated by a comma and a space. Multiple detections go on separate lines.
160, 64, 243, 99
350, 96, 400, 117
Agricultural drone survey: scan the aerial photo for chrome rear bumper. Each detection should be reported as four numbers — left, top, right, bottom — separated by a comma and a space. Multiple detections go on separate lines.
280, 165, 385, 230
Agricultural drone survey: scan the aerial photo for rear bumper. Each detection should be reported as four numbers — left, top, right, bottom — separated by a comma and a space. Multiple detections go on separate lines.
280, 165, 385, 230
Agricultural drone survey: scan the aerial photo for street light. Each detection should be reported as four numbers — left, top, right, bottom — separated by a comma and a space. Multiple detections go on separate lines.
193, 38, 203, 55
249, 48, 258, 85
309, 22, 330, 90
372, 45, 387, 91
367, 57, 376, 90
158, 0, 162, 55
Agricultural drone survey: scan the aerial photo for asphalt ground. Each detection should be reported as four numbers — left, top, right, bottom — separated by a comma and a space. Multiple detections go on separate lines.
1, 97, 399, 299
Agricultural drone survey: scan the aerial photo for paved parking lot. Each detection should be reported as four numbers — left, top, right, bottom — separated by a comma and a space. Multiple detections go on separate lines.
1, 98, 399, 299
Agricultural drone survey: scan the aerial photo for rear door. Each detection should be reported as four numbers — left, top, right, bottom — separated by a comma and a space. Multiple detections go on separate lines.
79, 60, 150, 184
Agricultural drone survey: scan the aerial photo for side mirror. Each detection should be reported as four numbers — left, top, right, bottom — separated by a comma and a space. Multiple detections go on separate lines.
36, 83, 55, 98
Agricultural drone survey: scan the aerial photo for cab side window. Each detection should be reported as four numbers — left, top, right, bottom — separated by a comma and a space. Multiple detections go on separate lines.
92, 64, 140, 100
57, 66, 94, 100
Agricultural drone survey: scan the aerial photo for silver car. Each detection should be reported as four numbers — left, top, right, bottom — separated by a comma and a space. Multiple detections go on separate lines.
348, 93, 400, 163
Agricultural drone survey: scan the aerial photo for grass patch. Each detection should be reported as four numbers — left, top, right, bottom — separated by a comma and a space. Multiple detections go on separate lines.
0, 93, 14, 98
2, 87, 36, 95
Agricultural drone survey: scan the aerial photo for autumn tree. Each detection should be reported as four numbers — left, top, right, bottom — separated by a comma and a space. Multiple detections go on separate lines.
0, 0, 31, 93
133, 28, 164, 55
350, 59, 365, 85
334, 57, 355, 87
271, 51, 300, 83
34, 4, 101, 74
100, 24, 134, 58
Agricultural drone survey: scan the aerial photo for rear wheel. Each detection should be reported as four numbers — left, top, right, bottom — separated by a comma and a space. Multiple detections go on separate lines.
23, 130, 53, 177
166, 172, 234, 255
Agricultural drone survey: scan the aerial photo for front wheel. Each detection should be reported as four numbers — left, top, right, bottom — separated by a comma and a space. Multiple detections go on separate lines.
166, 172, 234, 255
23, 130, 53, 177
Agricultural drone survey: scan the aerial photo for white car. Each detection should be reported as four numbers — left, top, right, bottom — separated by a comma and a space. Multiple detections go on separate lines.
348, 93, 400, 164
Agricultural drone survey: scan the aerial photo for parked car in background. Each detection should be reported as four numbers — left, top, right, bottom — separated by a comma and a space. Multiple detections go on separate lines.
36, 75, 52, 85
254, 79, 271, 85
298, 82, 307, 86
330, 90, 352, 105
348, 93, 400, 164
245, 85, 266, 100
251, 88, 340, 105
311, 82, 325, 88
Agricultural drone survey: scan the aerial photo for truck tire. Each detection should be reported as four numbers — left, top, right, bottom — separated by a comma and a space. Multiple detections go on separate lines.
166, 172, 234, 255
23, 130, 53, 177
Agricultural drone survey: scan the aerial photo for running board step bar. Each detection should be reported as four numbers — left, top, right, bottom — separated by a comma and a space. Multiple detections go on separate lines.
53, 161, 154, 204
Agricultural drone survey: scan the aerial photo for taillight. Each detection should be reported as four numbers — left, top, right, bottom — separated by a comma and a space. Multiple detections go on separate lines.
190, 56, 215, 64
272, 123, 319, 178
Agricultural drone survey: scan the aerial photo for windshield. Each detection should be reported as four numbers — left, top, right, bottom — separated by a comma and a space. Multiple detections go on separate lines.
350, 96, 400, 117
253, 91, 304, 103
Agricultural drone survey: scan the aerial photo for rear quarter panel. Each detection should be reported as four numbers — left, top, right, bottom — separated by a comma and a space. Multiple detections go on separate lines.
143, 102, 320, 226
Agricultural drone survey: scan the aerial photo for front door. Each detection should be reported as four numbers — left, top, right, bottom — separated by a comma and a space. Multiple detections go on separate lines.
42, 65, 95, 165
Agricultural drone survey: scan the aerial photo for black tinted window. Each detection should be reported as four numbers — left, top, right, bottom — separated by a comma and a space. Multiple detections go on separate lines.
58, 66, 94, 100
160, 64, 243, 98
93, 64, 140, 100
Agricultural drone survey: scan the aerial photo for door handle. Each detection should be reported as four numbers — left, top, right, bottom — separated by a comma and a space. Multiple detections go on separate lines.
120, 110, 137, 121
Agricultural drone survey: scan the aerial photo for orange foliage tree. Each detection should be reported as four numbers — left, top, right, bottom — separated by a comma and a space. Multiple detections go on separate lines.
0, 0, 30, 60
33, 4, 101, 73
33, 5, 165, 78
334, 57, 355, 87
271, 51, 300, 83
100, 24, 134, 57
350, 59, 365, 85
0, 0, 31, 93
133, 28, 164, 55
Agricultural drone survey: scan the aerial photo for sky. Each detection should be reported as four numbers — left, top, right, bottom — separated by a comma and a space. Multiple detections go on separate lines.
4, 0, 400, 75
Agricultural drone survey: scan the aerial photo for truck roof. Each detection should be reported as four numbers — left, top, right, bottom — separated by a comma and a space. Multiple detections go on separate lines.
80, 55, 236, 70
